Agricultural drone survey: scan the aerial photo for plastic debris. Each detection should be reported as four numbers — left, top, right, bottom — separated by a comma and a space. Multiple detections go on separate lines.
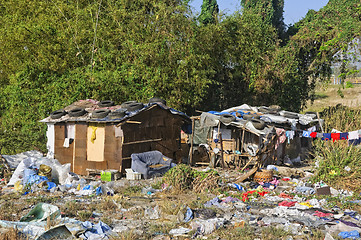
169, 227, 191, 236
21, 203, 60, 222
144, 205, 161, 220
184, 207, 193, 223
338, 230, 360, 239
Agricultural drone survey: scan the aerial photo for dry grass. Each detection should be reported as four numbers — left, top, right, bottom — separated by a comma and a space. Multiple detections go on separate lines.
193, 172, 220, 193
0, 202, 23, 221
305, 83, 361, 112
0, 228, 25, 240
215, 224, 255, 240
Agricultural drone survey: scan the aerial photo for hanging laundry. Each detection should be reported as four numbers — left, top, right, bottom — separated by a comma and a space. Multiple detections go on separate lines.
322, 133, 331, 141
316, 133, 323, 138
310, 132, 317, 138
302, 131, 312, 138
331, 133, 340, 142
275, 128, 286, 149
349, 131, 359, 140
285, 131, 295, 144
307, 126, 317, 132
348, 131, 361, 146
340, 132, 348, 140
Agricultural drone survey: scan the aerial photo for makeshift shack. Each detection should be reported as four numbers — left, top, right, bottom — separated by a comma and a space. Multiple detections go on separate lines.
190, 104, 322, 169
40, 99, 190, 175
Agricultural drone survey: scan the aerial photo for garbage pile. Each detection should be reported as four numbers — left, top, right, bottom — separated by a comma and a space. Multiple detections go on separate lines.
0, 152, 361, 239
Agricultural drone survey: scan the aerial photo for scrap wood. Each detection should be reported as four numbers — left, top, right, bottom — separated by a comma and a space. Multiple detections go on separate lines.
116, 120, 142, 127
240, 134, 276, 171
240, 156, 256, 172
235, 167, 258, 183
123, 138, 162, 145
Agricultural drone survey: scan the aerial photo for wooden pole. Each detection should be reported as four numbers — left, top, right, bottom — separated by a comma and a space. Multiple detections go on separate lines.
189, 118, 195, 166
219, 132, 225, 169
316, 112, 324, 133
238, 129, 245, 168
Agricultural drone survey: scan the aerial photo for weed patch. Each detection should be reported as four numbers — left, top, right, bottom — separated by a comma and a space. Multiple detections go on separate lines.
162, 164, 220, 193
311, 140, 361, 192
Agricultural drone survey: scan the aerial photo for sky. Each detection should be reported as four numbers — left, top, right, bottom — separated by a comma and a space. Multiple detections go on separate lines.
189, 0, 329, 25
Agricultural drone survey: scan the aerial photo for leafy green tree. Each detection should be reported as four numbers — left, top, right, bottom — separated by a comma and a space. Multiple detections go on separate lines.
198, 0, 219, 25
241, 0, 285, 38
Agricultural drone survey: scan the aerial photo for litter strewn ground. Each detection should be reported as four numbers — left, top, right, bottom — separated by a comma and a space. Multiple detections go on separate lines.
0, 151, 361, 239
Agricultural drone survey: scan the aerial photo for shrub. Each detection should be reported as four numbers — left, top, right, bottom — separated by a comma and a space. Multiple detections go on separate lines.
162, 164, 220, 192
312, 139, 361, 191
345, 81, 354, 88
162, 164, 195, 191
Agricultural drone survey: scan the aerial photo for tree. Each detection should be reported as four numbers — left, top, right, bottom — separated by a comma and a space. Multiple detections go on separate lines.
241, 0, 285, 38
198, 0, 219, 25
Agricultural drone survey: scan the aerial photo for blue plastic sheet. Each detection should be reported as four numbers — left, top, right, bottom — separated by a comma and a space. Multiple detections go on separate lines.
83, 185, 93, 190
47, 182, 56, 190
338, 230, 360, 239
27, 175, 48, 185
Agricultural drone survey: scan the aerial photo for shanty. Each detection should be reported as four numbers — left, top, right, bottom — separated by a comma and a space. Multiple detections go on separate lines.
189, 104, 323, 173
40, 99, 190, 176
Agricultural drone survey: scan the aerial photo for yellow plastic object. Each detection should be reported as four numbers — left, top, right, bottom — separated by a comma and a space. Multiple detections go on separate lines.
299, 202, 313, 208
39, 164, 52, 178
14, 180, 23, 192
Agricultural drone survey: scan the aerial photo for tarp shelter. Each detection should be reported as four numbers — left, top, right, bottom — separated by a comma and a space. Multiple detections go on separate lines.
40, 99, 190, 175
190, 104, 323, 168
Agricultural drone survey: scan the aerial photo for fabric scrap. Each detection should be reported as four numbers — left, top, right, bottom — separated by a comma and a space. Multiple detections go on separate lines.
279, 192, 293, 199
296, 186, 315, 195
299, 202, 313, 208
90, 126, 98, 143
278, 201, 297, 207
316, 133, 323, 138
313, 210, 333, 218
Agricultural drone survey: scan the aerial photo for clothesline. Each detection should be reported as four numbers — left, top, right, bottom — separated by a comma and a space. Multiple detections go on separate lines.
277, 126, 361, 146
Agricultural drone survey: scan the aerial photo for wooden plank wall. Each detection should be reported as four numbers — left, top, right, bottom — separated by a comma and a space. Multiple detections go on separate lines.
53, 107, 185, 175
104, 125, 122, 170
72, 123, 88, 175
54, 123, 73, 165
121, 107, 183, 171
